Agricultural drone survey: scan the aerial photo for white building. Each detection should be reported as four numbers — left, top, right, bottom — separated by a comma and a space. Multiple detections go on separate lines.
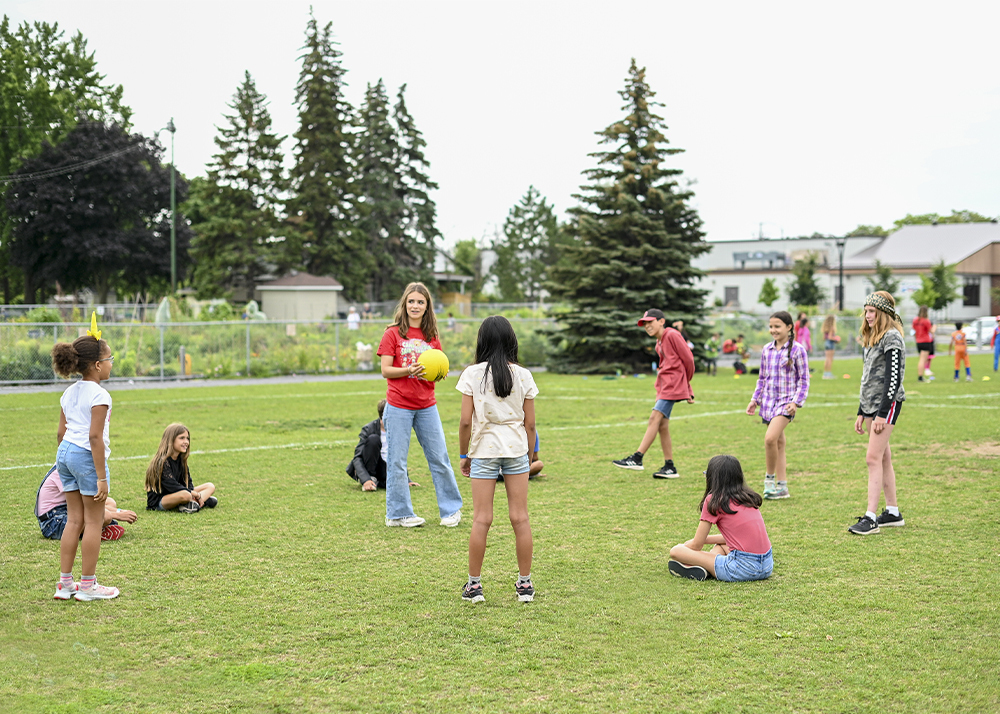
694, 223, 1000, 319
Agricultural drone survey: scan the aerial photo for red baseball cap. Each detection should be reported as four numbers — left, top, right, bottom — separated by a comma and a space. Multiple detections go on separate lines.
637, 309, 665, 326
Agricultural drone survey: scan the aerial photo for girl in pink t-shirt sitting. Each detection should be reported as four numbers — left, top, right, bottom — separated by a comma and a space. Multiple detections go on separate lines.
668, 454, 773, 582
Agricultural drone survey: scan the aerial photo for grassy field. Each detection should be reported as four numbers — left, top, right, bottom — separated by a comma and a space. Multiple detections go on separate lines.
1, 353, 998, 713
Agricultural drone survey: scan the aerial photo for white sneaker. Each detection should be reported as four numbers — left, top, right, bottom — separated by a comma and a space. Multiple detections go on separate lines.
74, 582, 120, 601
385, 515, 426, 528
54, 581, 77, 600
440, 511, 462, 527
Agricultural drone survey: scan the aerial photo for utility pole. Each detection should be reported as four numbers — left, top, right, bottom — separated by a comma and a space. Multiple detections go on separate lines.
167, 118, 176, 293
836, 237, 847, 310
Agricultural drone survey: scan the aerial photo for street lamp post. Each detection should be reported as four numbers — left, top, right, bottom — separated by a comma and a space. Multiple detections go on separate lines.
166, 118, 176, 293
835, 237, 847, 311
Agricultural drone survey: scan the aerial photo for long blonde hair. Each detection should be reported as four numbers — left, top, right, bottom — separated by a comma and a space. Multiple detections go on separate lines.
145, 423, 190, 493
860, 291, 903, 348
822, 314, 836, 337
387, 282, 438, 342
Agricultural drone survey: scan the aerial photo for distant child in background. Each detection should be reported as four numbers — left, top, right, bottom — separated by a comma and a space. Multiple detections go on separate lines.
668, 454, 773, 582
457, 316, 538, 603
612, 309, 695, 479
949, 323, 972, 382
795, 316, 812, 355
993, 317, 1000, 372
913, 306, 935, 382
734, 334, 750, 360
848, 292, 906, 535
50, 314, 119, 601
36, 465, 137, 542
672, 320, 695, 350
821, 314, 840, 379
746, 311, 810, 500
145, 424, 218, 513
704, 333, 720, 376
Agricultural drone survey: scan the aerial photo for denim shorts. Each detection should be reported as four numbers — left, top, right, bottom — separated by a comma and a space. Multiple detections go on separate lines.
56, 441, 110, 496
38, 504, 69, 539
653, 399, 676, 418
714, 548, 773, 582
824, 339, 838, 351
470, 454, 531, 480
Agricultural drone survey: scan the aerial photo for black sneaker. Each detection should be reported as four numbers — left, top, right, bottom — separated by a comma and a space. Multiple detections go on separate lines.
515, 581, 534, 602
461, 582, 484, 603
847, 515, 880, 535
653, 462, 679, 479
876, 509, 904, 527
668, 561, 708, 581
203, 496, 218, 509
612, 452, 644, 471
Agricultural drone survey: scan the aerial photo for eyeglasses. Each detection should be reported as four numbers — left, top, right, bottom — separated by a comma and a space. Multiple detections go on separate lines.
98, 356, 115, 364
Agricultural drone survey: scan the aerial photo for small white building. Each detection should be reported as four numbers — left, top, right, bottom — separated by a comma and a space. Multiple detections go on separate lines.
256, 273, 344, 321
694, 223, 1000, 319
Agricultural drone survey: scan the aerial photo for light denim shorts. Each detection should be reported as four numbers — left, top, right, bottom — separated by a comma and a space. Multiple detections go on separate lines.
824, 339, 838, 351
714, 548, 773, 582
56, 441, 110, 496
653, 399, 676, 418
470, 454, 531, 480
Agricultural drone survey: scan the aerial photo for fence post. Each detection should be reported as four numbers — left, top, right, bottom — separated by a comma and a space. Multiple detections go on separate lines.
246, 322, 251, 376
159, 327, 165, 381
334, 321, 340, 372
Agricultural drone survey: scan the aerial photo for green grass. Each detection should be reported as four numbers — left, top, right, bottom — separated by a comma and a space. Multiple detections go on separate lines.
1, 354, 999, 713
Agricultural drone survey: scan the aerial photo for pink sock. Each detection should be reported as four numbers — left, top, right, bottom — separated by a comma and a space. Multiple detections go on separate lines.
80, 575, 96, 590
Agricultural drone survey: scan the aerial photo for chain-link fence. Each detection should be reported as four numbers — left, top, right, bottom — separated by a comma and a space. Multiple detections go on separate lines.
0, 317, 556, 385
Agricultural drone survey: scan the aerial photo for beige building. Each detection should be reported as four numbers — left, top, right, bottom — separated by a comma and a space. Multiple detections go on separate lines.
256, 273, 344, 321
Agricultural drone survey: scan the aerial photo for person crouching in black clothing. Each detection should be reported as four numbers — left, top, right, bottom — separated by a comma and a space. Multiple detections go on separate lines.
347, 400, 419, 491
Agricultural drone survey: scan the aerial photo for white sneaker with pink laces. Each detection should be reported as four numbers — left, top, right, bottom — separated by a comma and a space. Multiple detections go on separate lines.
74, 582, 120, 601
54, 581, 78, 600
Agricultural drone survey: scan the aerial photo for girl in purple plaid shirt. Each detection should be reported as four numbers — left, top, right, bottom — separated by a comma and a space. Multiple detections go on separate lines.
746, 311, 810, 500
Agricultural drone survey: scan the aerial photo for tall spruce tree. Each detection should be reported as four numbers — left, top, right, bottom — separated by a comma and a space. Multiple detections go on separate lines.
491, 186, 559, 302
189, 71, 286, 298
547, 60, 709, 372
288, 12, 367, 296
392, 84, 439, 293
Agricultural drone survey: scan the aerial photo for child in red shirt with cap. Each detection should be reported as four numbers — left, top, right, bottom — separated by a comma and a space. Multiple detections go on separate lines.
612, 309, 695, 478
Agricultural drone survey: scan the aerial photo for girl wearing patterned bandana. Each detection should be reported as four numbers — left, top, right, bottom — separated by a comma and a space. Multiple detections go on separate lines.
848, 291, 906, 535
746, 311, 810, 500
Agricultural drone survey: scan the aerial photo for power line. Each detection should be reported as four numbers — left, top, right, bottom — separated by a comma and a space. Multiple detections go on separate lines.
0, 144, 144, 184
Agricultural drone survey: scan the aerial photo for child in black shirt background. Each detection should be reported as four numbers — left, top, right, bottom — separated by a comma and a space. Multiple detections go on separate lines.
145, 423, 217, 513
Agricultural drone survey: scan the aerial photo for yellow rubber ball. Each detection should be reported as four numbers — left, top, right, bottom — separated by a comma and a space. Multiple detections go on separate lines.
417, 348, 450, 381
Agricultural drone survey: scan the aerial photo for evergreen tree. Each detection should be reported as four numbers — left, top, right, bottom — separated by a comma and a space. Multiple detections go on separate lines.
547, 60, 709, 372
786, 253, 826, 307
758, 277, 779, 307
869, 259, 900, 295
392, 84, 439, 293
288, 12, 366, 295
491, 186, 559, 302
189, 71, 286, 298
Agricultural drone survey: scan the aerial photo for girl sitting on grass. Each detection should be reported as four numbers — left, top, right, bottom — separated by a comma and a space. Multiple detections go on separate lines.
457, 316, 538, 603
145, 424, 217, 513
668, 454, 773, 582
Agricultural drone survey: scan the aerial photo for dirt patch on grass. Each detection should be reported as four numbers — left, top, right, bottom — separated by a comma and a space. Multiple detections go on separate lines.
921, 441, 1000, 458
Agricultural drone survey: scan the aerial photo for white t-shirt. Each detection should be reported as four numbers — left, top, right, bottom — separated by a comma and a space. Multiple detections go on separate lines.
347, 311, 360, 330
60, 380, 112, 459
456, 362, 538, 458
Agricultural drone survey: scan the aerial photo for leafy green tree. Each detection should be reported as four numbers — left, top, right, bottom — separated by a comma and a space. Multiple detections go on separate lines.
188, 71, 287, 298
391, 84, 439, 294
547, 60, 709, 372
846, 224, 889, 237
0, 16, 129, 302
446, 239, 484, 298
893, 210, 994, 231
786, 252, 826, 307
869, 259, 900, 295
758, 277, 779, 307
911, 260, 960, 311
490, 186, 559, 302
287, 12, 365, 296
6, 121, 189, 303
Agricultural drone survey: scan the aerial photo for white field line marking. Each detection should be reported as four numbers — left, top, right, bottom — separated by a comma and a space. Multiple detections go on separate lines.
0, 390, 385, 412
0, 439, 354, 472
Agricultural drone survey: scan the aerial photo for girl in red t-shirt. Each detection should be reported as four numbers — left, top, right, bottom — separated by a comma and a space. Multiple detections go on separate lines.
668, 455, 773, 582
377, 282, 463, 528
913, 305, 936, 382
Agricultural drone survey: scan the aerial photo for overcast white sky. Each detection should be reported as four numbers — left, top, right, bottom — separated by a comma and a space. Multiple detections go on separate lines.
8, 1, 1000, 246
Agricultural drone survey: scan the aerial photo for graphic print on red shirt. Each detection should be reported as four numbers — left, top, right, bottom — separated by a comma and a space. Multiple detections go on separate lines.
377, 326, 442, 411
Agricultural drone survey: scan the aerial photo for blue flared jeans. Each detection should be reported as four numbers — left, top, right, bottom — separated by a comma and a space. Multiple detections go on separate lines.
384, 403, 463, 520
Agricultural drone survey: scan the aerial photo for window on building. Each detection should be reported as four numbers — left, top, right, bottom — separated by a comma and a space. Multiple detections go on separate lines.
963, 276, 980, 307
724, 287, 739, 306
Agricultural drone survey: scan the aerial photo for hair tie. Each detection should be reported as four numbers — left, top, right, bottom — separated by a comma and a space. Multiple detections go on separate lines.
86, 311, 102, 342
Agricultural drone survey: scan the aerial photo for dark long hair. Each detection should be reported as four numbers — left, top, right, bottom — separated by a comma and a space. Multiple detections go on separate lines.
699, 454, 762, 516
770, 310, 795, 367
475, 316, 519, 398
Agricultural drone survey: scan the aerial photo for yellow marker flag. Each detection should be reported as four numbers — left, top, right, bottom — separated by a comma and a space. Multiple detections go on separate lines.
86, 311, 102, 342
